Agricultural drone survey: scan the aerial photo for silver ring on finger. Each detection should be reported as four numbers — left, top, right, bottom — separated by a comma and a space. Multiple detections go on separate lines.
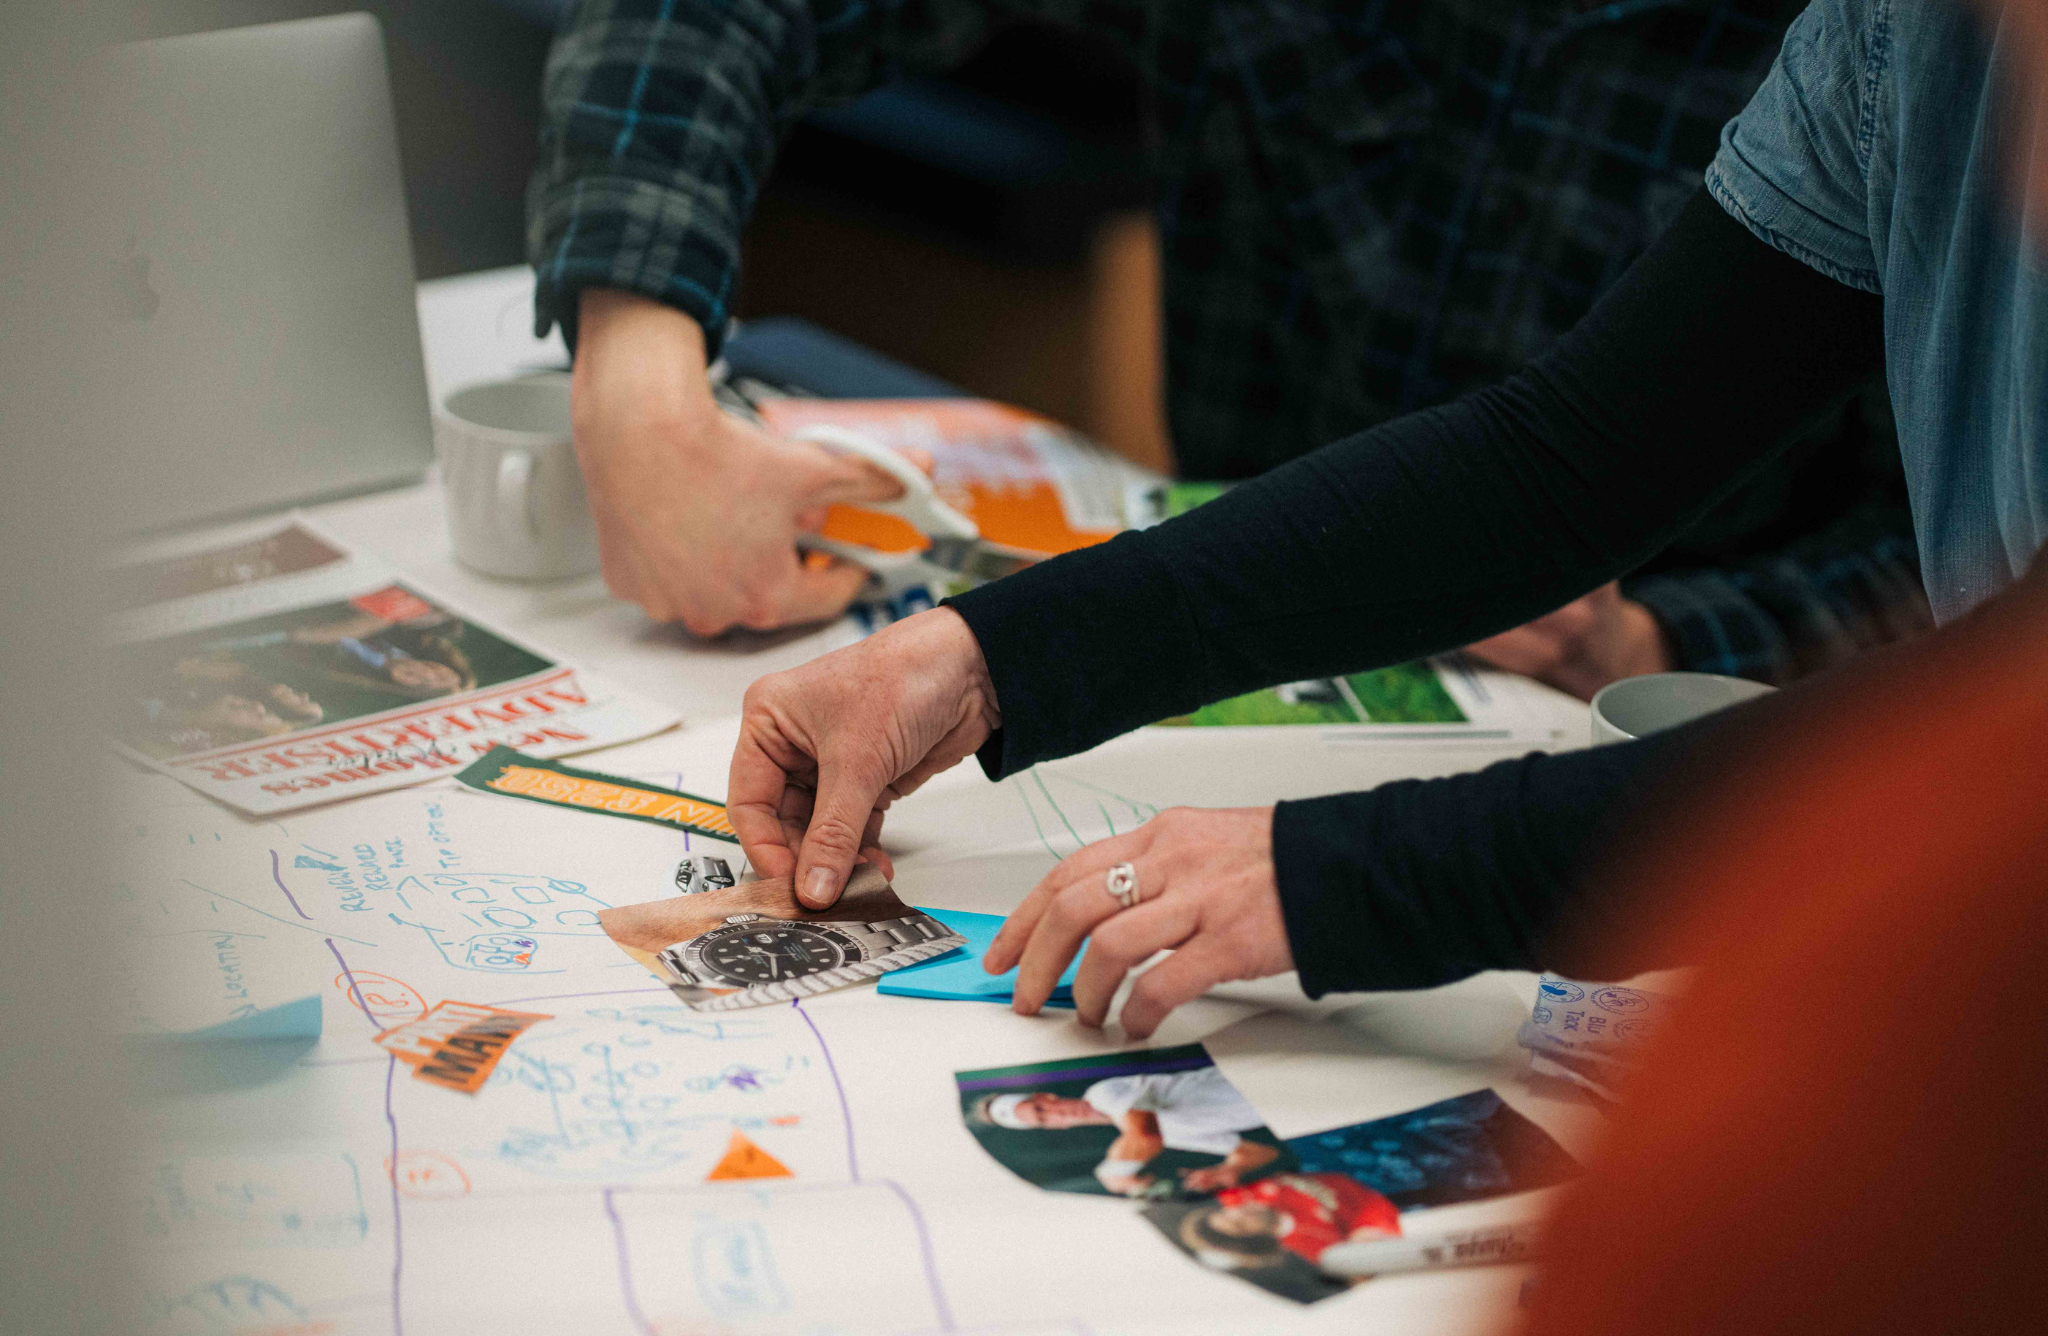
1105, 861, 1139, 911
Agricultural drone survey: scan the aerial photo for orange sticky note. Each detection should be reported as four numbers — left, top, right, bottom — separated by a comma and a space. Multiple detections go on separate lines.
372, 999, 549, 1094
706, 1130, 793, 1181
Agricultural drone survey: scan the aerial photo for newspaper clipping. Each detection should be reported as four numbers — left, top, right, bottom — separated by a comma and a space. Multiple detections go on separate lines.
105, 520, 679, 814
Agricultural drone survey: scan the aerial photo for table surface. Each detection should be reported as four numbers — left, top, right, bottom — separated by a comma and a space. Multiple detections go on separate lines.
118, 265, 1604, 1336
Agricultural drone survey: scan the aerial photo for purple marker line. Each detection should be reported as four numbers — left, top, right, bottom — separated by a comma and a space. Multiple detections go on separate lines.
382, 1053, 405, 1336
881, 1179, 955, 1333
269, 849, 313, 919
792, 998, 859, 1182
327, 939, 405, 1335
604, 1187, 655, 1336
325, 938, 383, 1030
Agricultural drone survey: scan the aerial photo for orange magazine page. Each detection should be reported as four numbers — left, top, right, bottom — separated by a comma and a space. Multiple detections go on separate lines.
756, 398, 1126, 560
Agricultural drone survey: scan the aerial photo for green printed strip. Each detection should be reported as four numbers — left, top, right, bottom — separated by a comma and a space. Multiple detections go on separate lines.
454, 745, 737, 841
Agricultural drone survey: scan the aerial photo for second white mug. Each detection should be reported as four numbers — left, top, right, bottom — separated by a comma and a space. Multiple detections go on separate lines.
1589, 671, 1776, 745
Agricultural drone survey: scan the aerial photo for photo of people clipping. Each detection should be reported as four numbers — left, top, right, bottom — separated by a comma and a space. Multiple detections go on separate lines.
1143, 1089, 1579, 1303
956, 1045, 1292, 1200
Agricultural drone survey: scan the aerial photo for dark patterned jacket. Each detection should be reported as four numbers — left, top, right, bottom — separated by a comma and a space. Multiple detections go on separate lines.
529, 0, 1929, 682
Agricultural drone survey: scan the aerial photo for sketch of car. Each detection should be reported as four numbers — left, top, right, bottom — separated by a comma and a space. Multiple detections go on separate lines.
675, 854, 736, 895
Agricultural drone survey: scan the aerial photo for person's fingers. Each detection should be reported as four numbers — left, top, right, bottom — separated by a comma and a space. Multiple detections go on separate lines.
1071, 894, 1199, 1027
796, 445, 916, 508
1011, 871, 1137, 1014
1118, 940, 1237, 1039
985, 829, 1153, 974
858, 807, 894, 881
596, 523, 664, 620
773, 783, 817, 865
727, 732, 808, 881
792, 756, 890, 909
741, 557, 871, 631
677, 602, 741, 639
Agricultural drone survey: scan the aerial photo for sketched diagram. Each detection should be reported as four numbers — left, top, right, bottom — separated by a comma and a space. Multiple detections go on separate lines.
145, 1275, 308, 1335
1011, 766, 1162, 861
454, 1008, 816, 1182
389, 872, 613, 974
138, 1153, 368, 1252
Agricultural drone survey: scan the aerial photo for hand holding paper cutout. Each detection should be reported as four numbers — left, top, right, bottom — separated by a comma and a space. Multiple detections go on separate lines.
730, 607, 999, 908
985, 805, 1292, 1037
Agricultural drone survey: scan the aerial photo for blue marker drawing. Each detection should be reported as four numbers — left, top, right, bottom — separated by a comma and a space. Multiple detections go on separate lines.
390, 914, 560, 975
393, 872, 611, 935
146, 1275, 306, 1333
584, 1006, 775, 1042
140, 1152, 370, 1251
693, 1221, 790, 1318
388, 872, 614, 973
441, 1007, 818, 1182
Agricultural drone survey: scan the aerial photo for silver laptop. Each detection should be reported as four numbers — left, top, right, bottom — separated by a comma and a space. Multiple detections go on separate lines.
98, 13, 432, 530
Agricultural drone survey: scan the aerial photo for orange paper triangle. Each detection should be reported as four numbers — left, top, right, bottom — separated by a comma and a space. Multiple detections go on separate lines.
705, 1130, 793, 1181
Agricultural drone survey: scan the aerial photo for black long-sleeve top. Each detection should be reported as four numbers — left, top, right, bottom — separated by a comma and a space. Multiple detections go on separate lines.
946, 190, 1888, 996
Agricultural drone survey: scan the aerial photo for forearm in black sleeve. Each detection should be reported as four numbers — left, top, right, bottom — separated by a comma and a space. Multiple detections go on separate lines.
1270, 724, 1699, 996
948, 189, 1888, 777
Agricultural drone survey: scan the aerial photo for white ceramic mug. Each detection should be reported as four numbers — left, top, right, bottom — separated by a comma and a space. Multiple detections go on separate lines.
434, 375, 599, 581
1589, 671, 1776, 745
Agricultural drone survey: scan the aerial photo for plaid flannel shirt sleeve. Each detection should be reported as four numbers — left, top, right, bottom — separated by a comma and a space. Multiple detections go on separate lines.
1624, 497, 1931, 686
527, 0, 994, 354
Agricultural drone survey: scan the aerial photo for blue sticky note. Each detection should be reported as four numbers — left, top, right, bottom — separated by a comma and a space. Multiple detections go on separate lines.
173, 994, 324, 1042
880, 907, 1076, 1007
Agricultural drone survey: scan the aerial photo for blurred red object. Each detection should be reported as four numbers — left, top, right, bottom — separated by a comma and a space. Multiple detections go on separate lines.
1524, 558, 2048, 1335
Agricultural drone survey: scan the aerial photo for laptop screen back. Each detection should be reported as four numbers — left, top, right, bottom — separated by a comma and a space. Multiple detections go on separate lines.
96, 13, 432, 531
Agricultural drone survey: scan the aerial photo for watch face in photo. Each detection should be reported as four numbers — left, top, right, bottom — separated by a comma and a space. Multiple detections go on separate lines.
703, 926, 847, 982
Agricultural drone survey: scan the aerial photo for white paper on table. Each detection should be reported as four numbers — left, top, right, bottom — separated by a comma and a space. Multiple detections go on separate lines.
115, 719, 1582, 1336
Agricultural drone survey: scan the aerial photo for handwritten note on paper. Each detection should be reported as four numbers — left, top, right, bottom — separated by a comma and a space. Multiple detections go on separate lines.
372, 1000, 551, 1093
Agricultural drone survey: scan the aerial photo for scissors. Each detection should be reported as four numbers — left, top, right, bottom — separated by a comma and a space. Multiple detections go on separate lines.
793, 425, 1034, 591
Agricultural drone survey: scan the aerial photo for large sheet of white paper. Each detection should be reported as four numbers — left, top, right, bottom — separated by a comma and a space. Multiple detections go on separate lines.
115, 714, 1602, 1335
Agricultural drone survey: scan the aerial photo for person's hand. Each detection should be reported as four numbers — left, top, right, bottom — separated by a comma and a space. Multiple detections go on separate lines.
985, 807, 1293, 1038
729, 606, 999, 906
1463, 581, 1673, 701
1180, 1141, 1281, 1192
572, 289, 914, 635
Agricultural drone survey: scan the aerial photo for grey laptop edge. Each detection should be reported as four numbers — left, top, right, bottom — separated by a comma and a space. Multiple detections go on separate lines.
100, 13, 432, 531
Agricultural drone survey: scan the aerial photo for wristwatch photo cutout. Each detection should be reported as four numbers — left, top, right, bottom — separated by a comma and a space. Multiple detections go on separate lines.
657, 911, 953, 991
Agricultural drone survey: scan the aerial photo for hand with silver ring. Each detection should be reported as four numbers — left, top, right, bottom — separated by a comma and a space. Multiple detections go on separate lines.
984, 806, 1292, 1037
1105, 862, 1140, 910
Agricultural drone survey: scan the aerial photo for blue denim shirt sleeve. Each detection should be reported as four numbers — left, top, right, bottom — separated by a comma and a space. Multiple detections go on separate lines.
1704, 0, 1886, 293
